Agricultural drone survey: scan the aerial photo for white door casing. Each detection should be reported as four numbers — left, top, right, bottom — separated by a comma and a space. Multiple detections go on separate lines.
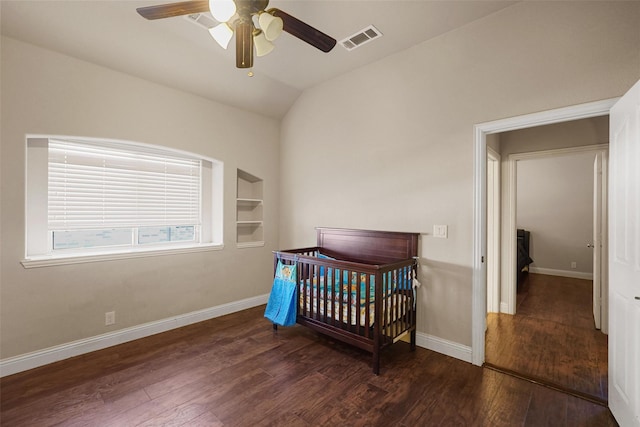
593, 154, 602, 330
592, 152, 609, 333
602, 152, 610, 335
608, 79, 640, 427
487, 148, 501, 314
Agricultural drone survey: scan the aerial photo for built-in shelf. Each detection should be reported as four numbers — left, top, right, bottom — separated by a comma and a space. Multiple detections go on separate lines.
236, 169, 264, 247
236, 241, 265, 249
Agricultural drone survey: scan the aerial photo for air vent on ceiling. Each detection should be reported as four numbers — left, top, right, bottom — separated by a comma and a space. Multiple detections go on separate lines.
339, 25, 382, 51
184, 12, 217, 29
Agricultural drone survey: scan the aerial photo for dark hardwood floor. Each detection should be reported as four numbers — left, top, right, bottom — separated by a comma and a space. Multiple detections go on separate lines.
1, 304, 615, 426
485, 273, 608, 404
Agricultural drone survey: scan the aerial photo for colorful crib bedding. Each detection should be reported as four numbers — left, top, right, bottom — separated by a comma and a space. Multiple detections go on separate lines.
300, 269, 410, 327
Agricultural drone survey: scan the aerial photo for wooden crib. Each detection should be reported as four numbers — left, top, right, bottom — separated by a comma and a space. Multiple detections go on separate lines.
272, 228, 419, 374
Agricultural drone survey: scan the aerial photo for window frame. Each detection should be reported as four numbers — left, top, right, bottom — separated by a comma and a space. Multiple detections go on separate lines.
22, 135, 224, 268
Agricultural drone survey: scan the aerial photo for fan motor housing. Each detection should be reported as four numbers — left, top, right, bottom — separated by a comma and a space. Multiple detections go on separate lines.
236, 0, 269, 17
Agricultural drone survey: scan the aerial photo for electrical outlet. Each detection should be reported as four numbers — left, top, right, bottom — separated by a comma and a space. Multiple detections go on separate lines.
571, 262, 577, 269
105, 311, 115, 326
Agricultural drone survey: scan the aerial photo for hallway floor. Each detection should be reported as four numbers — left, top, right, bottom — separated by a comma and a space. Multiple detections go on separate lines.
485, 273, 608, 403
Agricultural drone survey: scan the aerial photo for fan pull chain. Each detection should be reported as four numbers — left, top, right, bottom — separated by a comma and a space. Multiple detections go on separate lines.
248, 68, 254, 77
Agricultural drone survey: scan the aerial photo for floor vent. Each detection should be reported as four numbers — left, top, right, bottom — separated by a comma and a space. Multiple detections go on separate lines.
184, 12, 217, 29
339, 25, 382, 51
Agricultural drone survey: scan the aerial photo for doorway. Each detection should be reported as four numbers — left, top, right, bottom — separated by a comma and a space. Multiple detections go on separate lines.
485, 145, 609, 402
501, 144, 609, 316
471, 99, 617, 364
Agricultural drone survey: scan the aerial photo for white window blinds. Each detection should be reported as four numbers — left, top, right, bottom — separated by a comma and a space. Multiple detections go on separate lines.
48, 139, 201, 230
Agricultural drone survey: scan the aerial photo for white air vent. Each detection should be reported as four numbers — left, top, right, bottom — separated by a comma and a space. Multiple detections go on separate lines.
184, 12, 217, 29
339, 25, 382, 51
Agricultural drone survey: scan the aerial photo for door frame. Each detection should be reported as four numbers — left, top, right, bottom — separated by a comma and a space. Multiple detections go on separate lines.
486, 147, 501, 314
593, 151, 609, 333
471, 98, 618, 366
501, 145, 609, 315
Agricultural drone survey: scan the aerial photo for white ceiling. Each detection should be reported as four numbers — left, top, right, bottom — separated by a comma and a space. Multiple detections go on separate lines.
0, 0, 516, 118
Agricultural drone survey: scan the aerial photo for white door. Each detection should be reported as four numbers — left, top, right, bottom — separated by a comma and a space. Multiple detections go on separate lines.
609, 79, 640, 427
593, 154, 603, 330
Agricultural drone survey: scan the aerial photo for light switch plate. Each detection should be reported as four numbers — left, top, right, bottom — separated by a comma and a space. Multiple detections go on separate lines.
433, 225, 448, 238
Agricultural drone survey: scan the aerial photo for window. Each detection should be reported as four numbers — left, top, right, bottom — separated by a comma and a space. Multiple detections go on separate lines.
24, 136, 223, 267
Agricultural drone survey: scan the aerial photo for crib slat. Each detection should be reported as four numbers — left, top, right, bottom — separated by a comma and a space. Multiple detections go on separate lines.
408, 266, 413, 327
398, 268, 405, 335
300, 261, 307, 318
334, 267, 339, 327
357, 270, 362, 332
395, 268, 402, 337
364, 273, 370, 338
321, 263, 329, 325
393, 270, 399, 337
390, 271, 396, 338
303, 261, 311, 319
380, 272, 386, 336
323, 265, 330, 327
345, 270, 349, 329
373, 270, 382, 373
384, 271, 390, 338
388, 273, 392, 336
316, 262, 321, 321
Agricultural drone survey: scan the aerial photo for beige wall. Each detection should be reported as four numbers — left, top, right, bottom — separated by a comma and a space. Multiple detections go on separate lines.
280, 1, 640, 346
0, 37, 280, 359
517, 152, 597, 275
500, 116, 609, 156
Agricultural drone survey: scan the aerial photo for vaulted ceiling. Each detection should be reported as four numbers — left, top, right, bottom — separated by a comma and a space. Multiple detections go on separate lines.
1, 1, 516, 118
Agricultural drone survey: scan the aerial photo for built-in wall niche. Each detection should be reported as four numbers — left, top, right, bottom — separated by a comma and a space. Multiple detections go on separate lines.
236, 169, 264, 247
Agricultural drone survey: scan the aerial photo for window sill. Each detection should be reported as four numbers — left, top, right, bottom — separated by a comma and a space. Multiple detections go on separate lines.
21, 243, 224, 269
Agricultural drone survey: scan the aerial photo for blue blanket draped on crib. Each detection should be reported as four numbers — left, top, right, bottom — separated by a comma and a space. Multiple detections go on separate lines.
264, 260, 297, 326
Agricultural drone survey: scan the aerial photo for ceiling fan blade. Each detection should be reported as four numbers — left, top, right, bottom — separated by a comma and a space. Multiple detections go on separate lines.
270, 9, 336, 53
235, 20, 254, 69
136, 1, 209, 20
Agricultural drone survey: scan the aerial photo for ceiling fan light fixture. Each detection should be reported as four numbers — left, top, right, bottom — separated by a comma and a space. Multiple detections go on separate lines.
137, 2, 338, 70
209, 0, 236, 23
209, 23, 233, 49
258, 11, 283, 41
254, 31, 274, 57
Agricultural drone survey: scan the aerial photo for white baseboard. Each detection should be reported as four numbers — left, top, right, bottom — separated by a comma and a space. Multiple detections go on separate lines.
0, 294, 269, 378
416, 332, 473, 364
528, 267, 593, 280
499, 302, 510, 314
1, 294, 475, 377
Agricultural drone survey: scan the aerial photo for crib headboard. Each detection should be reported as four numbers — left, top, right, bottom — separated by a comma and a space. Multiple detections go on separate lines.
316, 228, 419, 265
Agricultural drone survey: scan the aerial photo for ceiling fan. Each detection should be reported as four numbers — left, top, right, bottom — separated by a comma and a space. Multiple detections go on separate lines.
137, 0, 337, 71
